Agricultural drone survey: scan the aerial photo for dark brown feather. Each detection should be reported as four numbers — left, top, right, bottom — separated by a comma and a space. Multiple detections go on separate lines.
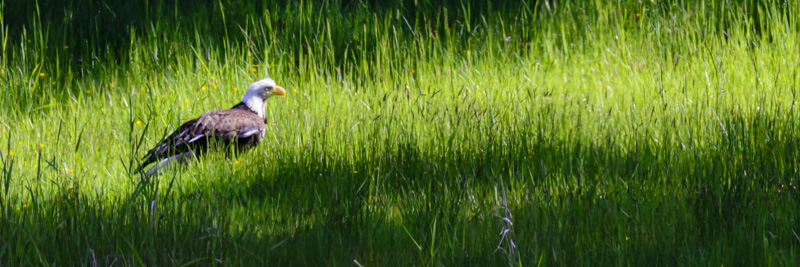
136, 103, 265, 173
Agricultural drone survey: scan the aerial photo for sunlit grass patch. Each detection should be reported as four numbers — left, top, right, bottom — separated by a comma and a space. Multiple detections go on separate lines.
0, 0, 799, 265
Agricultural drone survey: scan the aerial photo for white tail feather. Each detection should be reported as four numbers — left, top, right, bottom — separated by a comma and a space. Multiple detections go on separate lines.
144, 151, 197, 177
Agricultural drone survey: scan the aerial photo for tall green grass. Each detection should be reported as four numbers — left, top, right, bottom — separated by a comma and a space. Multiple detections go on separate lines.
1, 0, 799, 265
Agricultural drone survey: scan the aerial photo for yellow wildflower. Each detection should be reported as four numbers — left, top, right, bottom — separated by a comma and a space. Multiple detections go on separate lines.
235, 160, 240, 165
233, 87, 238, 91
135, 120, 142, 125
86, 90, 91, 94
184, 99, 189, 103
201, 85, 207, 91
353, 170, 358, 174
412, 69, 416, 74
64, 46, 69, 49
212, 84, 217, 89
39, 73, 45, 77
69, 169, 74, 173
39, 143, 45, 149
292, 88, 297, 93
625, 236, 630, 241
8, 150, 13, 156
251, 67, 257, 73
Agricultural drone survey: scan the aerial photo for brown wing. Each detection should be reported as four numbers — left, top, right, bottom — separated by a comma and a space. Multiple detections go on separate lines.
136, 109, 265, 173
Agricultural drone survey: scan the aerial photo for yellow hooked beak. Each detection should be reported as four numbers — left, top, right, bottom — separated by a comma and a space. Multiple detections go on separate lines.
273, 86, 287, 96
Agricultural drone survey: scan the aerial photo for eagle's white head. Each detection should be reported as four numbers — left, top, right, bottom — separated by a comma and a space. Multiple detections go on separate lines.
242, 78, 286, 118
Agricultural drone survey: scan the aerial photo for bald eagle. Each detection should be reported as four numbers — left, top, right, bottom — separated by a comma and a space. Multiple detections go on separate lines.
136, 78, 286, 177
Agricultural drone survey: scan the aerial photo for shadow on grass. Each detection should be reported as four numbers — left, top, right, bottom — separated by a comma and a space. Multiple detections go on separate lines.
1, 114, 799, 265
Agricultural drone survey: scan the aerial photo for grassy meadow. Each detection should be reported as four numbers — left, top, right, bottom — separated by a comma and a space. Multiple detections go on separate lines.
1, 0, 799, 265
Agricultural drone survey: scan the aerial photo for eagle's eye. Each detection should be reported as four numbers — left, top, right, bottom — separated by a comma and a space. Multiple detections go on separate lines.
265, 86, 273, 92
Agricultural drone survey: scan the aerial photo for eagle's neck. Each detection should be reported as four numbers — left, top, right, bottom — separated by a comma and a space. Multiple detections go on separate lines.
239, 97, 265, 119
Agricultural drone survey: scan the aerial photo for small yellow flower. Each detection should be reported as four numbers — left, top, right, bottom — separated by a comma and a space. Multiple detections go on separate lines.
211, 84, 217, 89
470, 212, 476, 217
135, 120, 142, 125
109, 83, 115, 88
201, 86, 207, 91
210, 76, 216, 81
16, 207, 20, 211
216, 99, 220, 102
353, 170, 358, 174
336, 67, 340, 72
8, 150, 13, 156
184, 99, 189, 103
69, 169, 74, 173
251, 67, 257, 73
778, 97, 782, 101
411, 69, 416, 74
64, 45, 69, 49
636, 13, 641, 18
233, 87, 238, 91
39, 73, 45, 77
292, 88, 297, 93
625, 236, 630, 241
86, 90, 91, 94
23, 204, 28, 208
18, 142, 22, 145
235, 160, 240, 165
39, 143, 45, 149
27, 40, 31, 43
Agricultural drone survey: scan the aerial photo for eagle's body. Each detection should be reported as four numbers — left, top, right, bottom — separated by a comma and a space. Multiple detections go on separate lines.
136, 78, 285, 176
